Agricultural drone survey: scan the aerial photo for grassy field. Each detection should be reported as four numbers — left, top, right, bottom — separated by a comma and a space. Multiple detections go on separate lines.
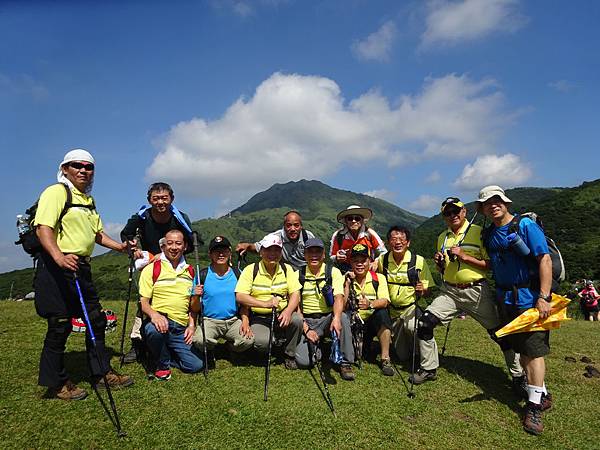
1, 299, 599, 450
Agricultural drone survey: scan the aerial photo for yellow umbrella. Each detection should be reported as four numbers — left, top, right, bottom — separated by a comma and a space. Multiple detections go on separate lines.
495, 294, 571, 338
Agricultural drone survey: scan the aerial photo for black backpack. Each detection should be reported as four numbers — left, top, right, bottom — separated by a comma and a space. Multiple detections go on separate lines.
15, 183, 96, 256
381, 251, 419, 287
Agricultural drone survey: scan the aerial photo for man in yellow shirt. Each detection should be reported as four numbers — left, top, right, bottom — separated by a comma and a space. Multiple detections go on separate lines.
139, 230, 203, 380
346, 244, 394, 376
294, 238, 355, 381
378, 226, 438, 384
34, 149, 132, 401
417, 197, 525, 391
235, 234, 303, 370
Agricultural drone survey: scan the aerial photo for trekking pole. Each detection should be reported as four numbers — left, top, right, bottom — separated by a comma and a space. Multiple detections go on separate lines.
441, 322, 451, 356
119, 252, 135, 368
263, 304, 277, 401
346, 275, 364, 370
236, 250, 247, 271
192, 231, 208, 379
309, 342, 336, 417
73, 272, 126, 438
408, 269, 422, 399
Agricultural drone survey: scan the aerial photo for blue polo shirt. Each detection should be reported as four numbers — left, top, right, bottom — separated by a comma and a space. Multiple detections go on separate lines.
202, 267, 238, 319
485, 217, 549, 308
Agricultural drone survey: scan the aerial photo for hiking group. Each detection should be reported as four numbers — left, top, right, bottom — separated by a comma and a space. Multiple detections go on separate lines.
24, 148, 560, 436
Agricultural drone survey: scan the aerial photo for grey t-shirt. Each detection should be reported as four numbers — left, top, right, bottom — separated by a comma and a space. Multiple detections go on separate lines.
255, 228, 315, 270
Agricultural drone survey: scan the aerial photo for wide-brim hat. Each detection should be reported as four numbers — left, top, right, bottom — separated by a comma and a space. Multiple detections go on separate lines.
476, 185, 512, 205
337, 205, 373, 223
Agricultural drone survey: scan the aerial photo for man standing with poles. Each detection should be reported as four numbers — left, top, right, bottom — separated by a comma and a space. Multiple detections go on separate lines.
417, 197, 525, 393
378, 226, 439, 386
33, 150, 132, 422
119, 182, 195, 365
235, 234, 303, 398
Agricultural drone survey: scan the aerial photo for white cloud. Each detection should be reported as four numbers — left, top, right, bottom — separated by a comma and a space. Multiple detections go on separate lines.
209, 0, 291, 17
409, 194, 441, 212
0, 72, 49, 101
146, 72, 513, 204
425, 170, 441, 183
453, 153, 532, 189
351, 21, 397, 62
102, 222, 125, 239
421, 0, 526, 48
363, 189, 395, 202
548, 80, 576, 93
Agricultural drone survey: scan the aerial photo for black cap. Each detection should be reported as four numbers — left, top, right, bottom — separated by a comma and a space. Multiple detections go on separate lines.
208, 236, 231, 252
350, 243, 370, 258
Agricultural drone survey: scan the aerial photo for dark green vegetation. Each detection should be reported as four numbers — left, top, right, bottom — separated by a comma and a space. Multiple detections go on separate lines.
1, 299, 599, 449
3, 178, 600, 300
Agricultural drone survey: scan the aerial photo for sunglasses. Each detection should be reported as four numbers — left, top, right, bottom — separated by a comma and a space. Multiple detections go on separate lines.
442, 208, 462, 217
69, 162, 95, 171
345, 215, 363, 222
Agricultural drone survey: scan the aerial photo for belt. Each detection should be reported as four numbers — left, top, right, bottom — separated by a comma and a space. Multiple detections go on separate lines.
303, 313, 330, 319
444, 279, 485, 289
389, 302, 415, 310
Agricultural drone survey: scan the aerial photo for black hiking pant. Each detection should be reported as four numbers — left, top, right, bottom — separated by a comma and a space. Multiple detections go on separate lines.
34, 252, 110, 388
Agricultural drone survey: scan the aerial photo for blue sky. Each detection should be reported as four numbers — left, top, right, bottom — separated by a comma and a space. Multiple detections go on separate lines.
1, 0, 599, 272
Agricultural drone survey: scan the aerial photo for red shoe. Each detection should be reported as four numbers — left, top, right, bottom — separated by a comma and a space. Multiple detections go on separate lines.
154, 369, 172, 381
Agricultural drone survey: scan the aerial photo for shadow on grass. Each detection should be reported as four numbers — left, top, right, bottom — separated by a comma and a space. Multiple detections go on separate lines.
63, 345, 117, 385
441, 355, 522, 413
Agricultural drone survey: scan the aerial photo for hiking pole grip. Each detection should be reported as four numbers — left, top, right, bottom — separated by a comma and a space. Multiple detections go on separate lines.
264, 306, 276, 401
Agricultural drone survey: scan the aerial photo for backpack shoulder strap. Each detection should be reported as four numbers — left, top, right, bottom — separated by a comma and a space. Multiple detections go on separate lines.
279, 261, 287, 276
57, 183, 73, 224
187, 265, 195, 279
325, 262, 333, 285
301, 229, 308, 243
407, 252, 419, 287
232, 267, 241, 279
252, 263, 259, 281
152, 259, 162, 284
370, 270, 379, 293
299, 265, 307, 288
335, 230, 344, 249
199, 267, 209, 284
382, 252, 390, 278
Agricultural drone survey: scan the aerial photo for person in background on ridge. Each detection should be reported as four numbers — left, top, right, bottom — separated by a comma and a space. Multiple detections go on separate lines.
120, 182, 195, 364
417, 197, 525, 393
330, 205, 386, 273
478, 185, 554, 436
236, 210, 315, 271
578, 280, 600, 321
33, 149, 133, 400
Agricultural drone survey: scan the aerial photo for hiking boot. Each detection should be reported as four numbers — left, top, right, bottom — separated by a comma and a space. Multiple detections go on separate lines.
409, 368, 437, 385
339, 364, 356, 381
540, 392, 553, 412
154, 369, 172, 381
284, 357, 298, 370
522, 401, 544, 435
122, 339, 143, 364
380, 358, 394, 376
512, 375, 528, 400
95, 369, 134, 389
50, 380, 88, 401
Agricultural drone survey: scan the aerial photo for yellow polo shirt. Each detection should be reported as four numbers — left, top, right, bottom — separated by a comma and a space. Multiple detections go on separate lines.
301, 264, 345, 315
139, 259, 193, 327
349, 271, 390, 321
235, 261, 301, 315
34, 183, 103, 257
436, 220, 488, 284
377, 250, 435, 318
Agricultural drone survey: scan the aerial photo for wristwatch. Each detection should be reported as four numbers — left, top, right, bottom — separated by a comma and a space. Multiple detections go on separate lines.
538, 293, 551, 301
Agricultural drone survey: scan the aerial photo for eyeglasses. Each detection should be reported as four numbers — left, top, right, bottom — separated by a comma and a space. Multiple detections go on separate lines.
442, 208, 462, 217
69, 162, 95, 171
345, 215, 363, 222
389, 237, 408, 244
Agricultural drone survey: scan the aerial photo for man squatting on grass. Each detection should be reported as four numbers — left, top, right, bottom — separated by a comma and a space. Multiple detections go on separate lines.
236, 210, 315, 271
139, 230, 203, 380
235, 234, 304, 369
192, 236, 254, 358
294, 238, 356, 381
346, 243, 394, 376
478, 185, 554, 436
120, 182, 194, 364
378, 226, 439, 384
417, 197, 526, 393
34, 149, 132, 400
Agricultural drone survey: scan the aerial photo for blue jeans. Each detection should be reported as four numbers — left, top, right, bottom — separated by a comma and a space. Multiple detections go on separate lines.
144, 319, 203, 373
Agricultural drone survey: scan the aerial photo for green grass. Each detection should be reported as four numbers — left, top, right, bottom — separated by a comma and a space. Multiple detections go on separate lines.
1, 300, 599, 449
